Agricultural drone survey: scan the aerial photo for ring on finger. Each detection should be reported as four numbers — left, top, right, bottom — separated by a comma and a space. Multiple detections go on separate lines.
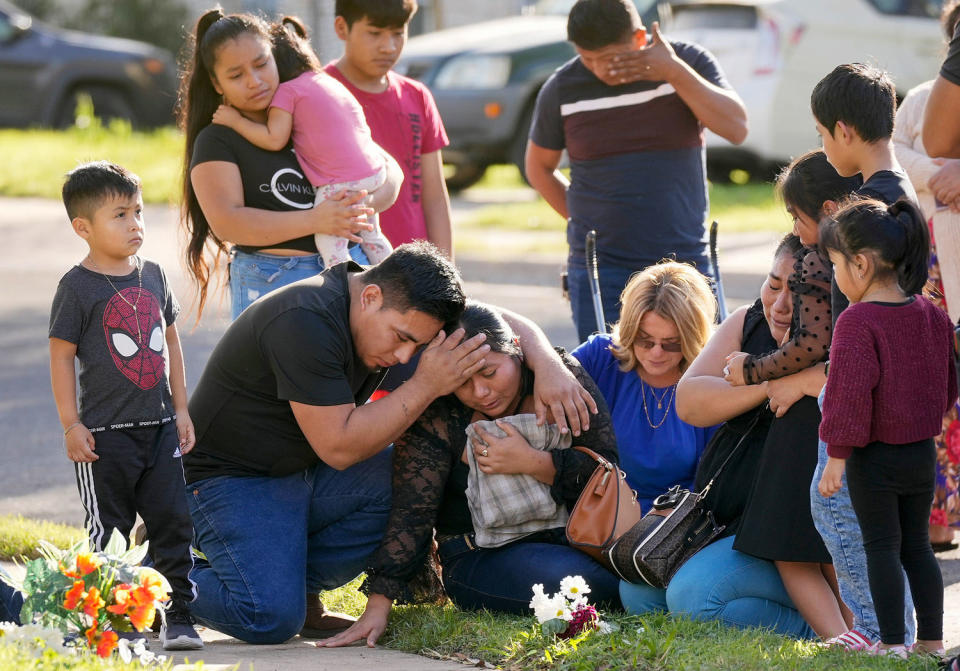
722, 365, 731, 377
480, 448, 489, 457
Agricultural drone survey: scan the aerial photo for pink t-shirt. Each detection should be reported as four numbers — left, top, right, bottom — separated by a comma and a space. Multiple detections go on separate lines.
270, 71, 383, 186
324, 66, 449, 246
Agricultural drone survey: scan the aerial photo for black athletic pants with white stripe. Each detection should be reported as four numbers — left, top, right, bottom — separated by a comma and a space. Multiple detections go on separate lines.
74, 422, 195, 603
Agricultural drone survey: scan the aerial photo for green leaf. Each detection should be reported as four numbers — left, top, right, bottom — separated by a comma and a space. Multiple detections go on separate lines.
541, 618, 567, 637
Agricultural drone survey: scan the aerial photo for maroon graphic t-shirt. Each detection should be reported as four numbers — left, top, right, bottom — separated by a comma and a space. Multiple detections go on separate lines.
49, 259, 179, 432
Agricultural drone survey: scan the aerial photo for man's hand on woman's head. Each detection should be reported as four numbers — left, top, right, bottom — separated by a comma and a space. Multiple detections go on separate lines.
414, 328, 490, 398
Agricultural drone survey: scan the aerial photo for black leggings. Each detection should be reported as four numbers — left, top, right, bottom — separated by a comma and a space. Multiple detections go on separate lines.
846, 439, 942, 644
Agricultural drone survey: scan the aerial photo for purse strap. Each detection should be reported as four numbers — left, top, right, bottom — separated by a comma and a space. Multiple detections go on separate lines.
572, 445, 614, 470
696, 403, 766, 501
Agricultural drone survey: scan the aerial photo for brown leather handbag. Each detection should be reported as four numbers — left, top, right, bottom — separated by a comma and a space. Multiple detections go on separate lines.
565, 446, 644, 569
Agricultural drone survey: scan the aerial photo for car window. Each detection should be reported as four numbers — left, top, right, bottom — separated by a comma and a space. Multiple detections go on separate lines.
865, 0, 943, 18
0, 11, 13, 42
670, 5, 757, 30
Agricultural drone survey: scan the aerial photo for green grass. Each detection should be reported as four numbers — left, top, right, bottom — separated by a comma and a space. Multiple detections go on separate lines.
0, 123, 183, 204
0, 516, 85, 562
317, 579, 941, 671
0, 520, 945, 671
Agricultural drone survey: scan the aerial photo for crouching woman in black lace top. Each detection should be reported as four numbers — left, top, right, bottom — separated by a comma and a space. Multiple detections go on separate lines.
321, 301, 621, 647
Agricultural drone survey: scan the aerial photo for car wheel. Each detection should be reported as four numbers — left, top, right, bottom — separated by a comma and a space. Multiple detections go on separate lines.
444, 161, 488, 192
55, 86, 136, 128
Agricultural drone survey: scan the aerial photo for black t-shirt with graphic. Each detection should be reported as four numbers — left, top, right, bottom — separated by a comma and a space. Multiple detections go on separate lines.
49, 258, 179, 432
183, 263, 385, 483
191, 124, 317, 253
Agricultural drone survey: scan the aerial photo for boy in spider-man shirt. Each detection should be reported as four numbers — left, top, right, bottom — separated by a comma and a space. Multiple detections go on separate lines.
49, 161, 201, 651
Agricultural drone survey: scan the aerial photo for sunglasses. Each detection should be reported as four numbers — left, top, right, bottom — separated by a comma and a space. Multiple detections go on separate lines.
635, 339, 683, 353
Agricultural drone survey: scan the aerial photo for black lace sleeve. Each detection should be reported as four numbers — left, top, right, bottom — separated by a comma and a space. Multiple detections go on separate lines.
548, 351, 619, 510
742, 248, 832, 384
364, 399, 462, 602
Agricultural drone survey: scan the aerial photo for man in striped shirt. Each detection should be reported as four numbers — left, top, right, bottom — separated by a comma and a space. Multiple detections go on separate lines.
526, 0, 747, 341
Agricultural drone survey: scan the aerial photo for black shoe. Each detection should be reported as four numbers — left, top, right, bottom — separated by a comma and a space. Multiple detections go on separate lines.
160, 599, 203, 651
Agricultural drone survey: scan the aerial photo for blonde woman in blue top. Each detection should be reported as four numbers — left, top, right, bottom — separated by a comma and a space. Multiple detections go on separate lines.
572, 261, 717, 510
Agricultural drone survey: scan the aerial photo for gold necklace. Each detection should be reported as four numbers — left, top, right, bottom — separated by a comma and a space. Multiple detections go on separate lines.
88, 256, 143, 340
640, 379, 676, 429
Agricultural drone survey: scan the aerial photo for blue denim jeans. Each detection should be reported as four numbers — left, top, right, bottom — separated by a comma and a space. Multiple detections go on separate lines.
185, 449, 392, 644
229, 246, 369, 320
810, 387, 915, 644
567, 262, 639, 343
439, 530, 621, 614
619, 535, 815, 639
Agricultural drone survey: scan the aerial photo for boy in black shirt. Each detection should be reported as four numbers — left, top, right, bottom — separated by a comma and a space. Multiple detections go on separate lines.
810, 62, 920, 321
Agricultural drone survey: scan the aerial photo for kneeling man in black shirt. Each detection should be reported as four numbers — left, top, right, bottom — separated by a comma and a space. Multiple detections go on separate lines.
182, 242, 486, 644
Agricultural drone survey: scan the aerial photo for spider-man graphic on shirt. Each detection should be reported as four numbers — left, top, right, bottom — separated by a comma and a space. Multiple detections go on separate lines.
102, 287, 165, 390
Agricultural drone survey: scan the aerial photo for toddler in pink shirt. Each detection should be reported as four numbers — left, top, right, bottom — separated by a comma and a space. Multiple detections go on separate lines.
212, 18, 392, 267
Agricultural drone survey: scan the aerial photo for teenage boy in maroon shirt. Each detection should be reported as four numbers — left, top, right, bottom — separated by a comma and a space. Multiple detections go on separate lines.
325, 0, 453, 259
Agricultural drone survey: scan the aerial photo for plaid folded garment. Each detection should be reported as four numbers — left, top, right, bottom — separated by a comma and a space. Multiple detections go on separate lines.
464, 413, 571, 548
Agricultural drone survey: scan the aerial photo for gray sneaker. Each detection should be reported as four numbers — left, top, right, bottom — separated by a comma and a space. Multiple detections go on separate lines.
159, 599, 203, 651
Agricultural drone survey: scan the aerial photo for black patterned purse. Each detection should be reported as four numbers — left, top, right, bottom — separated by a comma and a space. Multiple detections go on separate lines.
605, 411, 762, 588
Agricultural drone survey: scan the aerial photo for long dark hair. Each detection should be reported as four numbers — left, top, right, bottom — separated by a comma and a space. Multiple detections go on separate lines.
177, 9, 272, 318
776, 149, 860, 222
271, 16, 322, 81
819, 198, 930, 295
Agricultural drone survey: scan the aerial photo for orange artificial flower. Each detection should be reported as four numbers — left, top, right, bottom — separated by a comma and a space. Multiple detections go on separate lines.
81, 586, 105, 618
60, 561, 80, 580
75, 552, 102, 576
128, 602, 156, 632
138, 570, 168, 602
63, 580, 85, 610
85, 622, 118, 658
107, 583, 134, 616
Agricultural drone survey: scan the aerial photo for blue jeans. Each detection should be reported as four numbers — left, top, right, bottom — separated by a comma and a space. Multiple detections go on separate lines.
185, 449, 392, 644
810, 388, 916, 644
439, 531, 621, 614
567, 255, 712, 343
619, 535, 815, 639
229, 246, 369, 319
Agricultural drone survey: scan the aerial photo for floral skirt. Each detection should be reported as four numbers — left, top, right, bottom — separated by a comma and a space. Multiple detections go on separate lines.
925, 219, 960, 529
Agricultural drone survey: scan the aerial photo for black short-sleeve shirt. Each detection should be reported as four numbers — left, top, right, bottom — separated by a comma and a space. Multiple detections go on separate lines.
942, 21, 960, 86
183, 263, 384, 483
190, 124, 317, 253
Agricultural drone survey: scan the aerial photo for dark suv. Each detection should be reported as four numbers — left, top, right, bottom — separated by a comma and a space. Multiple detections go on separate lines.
0, 0, 178, 129
396, 0, 658, 190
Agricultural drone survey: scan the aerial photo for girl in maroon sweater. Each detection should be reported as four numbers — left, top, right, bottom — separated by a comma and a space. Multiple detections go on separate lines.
818, 198, 957, 659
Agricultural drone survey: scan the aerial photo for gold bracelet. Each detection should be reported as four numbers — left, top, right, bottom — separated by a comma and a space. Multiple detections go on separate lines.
63, 422, 83, 436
